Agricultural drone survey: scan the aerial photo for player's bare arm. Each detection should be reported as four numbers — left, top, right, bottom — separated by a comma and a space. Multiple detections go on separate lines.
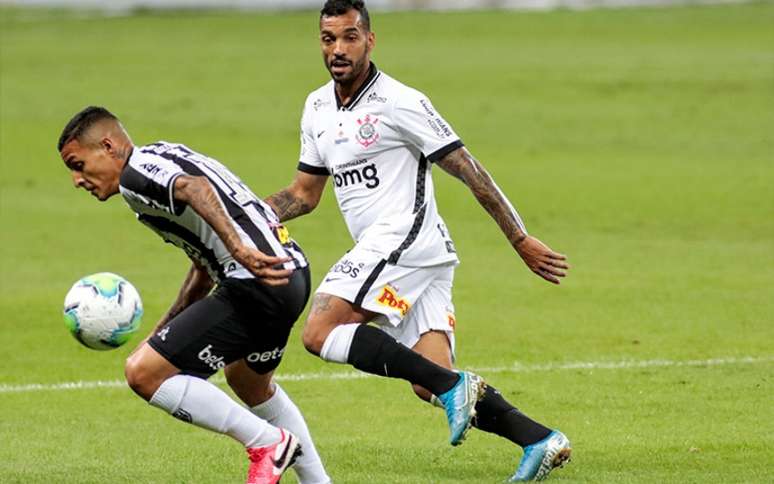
265, 171, 328, 222
173, 175, 293, 286
436, 147, 569, 284
155, 262, 214, 331
130, 262, 214, 355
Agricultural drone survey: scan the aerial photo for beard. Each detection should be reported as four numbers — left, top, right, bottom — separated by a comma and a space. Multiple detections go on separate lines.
326, 53, 369, 85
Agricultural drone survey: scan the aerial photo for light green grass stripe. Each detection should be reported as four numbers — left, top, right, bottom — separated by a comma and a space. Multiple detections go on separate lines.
1, 355, 771, 394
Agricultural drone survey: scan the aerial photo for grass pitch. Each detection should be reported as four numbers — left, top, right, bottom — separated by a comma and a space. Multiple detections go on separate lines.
1, 3, 773, 483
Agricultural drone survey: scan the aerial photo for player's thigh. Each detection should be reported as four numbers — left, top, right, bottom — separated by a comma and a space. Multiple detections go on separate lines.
302, 293, 374, 353
147, 288, 247, 380
381, 263, 457, 356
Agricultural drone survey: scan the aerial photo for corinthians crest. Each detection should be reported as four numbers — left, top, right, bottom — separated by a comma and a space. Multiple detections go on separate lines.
355, 114, 380, 148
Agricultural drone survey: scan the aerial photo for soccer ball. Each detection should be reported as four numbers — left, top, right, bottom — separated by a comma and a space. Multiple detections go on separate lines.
63, 272, 143, 350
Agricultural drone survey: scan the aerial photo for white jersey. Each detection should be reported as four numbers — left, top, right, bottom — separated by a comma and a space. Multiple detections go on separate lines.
120, 141, 307, 283
298, 64, 461, 267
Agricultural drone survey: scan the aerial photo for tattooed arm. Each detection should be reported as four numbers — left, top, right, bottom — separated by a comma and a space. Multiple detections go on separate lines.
173, 175, 292, 286
130, 261, 213, 355
265, 171, 328, 222
436, 147, 569, 284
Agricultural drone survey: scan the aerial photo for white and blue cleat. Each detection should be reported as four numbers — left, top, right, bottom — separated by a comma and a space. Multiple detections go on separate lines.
437, 371, 486, 446
509, 430, 572, 481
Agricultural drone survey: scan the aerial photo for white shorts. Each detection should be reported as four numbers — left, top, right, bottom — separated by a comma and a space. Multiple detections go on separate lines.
317, 247, 458, 357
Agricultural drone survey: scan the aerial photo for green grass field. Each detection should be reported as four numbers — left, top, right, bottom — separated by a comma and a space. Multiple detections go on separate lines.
1, 3, 773, 483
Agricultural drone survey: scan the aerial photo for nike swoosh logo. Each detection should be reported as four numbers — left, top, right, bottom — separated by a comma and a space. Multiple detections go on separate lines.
317, 130, 325, 139
272, 440, 292, 471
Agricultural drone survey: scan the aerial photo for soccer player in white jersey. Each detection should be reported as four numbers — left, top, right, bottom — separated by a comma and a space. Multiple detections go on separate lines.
58, 107, 331, 484
264, 1, 572, 481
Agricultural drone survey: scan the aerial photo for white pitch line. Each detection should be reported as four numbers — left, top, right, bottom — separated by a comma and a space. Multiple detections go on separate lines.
1, 355, 772, 395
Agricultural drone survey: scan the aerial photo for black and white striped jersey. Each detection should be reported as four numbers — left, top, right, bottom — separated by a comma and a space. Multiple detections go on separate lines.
119, 141, 307, 283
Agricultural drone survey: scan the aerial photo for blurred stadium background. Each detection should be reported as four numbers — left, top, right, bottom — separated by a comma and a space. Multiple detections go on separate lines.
1, 0, 772, 483
1, 0, 756, 10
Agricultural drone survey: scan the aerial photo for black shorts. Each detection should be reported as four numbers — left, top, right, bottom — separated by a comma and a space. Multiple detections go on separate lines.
148, 267, 310, 379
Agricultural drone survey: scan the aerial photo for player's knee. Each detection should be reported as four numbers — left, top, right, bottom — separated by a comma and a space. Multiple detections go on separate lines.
124, 354, 160, 401
302, 322, 326, 356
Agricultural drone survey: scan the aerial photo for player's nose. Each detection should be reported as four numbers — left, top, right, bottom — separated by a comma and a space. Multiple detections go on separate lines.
71, 172, 85, 188
333, 39, 346, 56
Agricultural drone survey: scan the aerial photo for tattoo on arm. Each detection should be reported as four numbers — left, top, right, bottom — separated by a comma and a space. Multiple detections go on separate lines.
158, 263, 214, 330
310, 293, 333, 316
437, 147, 528, 247
265, 189, 312, 222
175, 176, 244, 255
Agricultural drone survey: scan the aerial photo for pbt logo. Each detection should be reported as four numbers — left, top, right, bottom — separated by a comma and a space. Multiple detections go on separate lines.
246, 347, 285, 363
198, 344, 226, 371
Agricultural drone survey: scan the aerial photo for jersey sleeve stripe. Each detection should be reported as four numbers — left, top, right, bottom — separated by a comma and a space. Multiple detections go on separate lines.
426, 139, 464, 163
298, 162, 330, 176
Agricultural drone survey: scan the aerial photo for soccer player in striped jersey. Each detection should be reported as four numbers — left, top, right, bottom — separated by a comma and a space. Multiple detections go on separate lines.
264, 1, 571, 481
58, 106, 330, 484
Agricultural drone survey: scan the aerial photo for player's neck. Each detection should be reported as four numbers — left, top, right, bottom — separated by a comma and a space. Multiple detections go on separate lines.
335, 63, 373, 107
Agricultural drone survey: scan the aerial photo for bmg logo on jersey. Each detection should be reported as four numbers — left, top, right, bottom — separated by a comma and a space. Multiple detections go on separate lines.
333, 163, 380, 189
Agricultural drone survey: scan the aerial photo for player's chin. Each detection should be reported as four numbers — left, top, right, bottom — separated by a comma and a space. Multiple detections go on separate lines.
329, 66, 353, 81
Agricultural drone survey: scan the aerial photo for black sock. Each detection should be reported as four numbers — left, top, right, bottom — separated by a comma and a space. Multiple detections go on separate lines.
346, 325, 459, 396
473, 386, 552, 447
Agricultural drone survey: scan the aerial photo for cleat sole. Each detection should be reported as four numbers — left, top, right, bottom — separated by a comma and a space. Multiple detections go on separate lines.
535, 446, 572, 481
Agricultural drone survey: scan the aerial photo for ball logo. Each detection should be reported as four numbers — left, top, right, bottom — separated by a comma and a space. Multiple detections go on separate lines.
246, 346, 285, 363
376, 285, 411, 317
355, 114, 380, 148
198, 344, 226, 371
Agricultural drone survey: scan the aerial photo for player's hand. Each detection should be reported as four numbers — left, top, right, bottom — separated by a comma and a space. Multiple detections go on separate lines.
234, 246, 293, 286
515, 235, 569, 284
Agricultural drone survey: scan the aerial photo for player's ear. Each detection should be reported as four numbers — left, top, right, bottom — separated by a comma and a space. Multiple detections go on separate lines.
367, 31, 375, 52
101, 136, 116, 156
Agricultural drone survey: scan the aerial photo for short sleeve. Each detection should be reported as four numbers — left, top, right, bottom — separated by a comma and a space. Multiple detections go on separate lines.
394, 91, 464, 163
297, 102, 329, 176
120, 153, 185, 215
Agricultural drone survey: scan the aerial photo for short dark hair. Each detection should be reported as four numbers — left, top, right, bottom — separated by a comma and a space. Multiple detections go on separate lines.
57, 106, 118, 152
320, 0, 371, 32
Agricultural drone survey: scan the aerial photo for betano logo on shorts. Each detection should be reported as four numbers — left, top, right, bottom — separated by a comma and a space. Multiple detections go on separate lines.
376, 285, 411, 317
246, 347, 285, 364
198, 344, 226, 371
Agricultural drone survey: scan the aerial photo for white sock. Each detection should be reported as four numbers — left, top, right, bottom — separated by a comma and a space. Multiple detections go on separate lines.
252, 383, 331, 484
320, 323, 360, 363
150, 374, 281, 448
